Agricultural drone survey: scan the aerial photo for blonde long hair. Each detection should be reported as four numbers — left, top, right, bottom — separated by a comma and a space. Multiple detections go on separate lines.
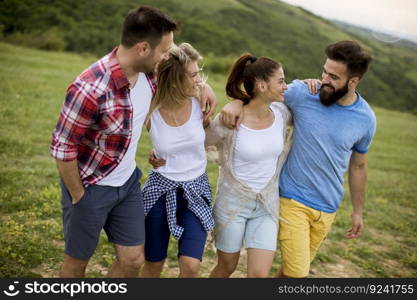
147, 43, 203, 121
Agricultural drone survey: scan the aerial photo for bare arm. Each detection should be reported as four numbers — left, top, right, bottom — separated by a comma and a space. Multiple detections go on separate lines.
346, 151, 368, 239
203, 117, 211, 129
220, 100, 244, 129
219, 78, 318, 130
56, 159, 85, 205
148, 149, 166, 169
200, 83, 217, 120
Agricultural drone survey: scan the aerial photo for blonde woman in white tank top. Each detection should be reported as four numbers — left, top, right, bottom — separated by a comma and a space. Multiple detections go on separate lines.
140, 43, 214, 278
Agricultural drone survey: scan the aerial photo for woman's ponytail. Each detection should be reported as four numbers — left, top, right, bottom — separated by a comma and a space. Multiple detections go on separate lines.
225, 53, 257, 104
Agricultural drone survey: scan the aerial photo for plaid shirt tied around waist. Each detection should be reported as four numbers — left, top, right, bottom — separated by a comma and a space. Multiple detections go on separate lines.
143, 171, 214, 240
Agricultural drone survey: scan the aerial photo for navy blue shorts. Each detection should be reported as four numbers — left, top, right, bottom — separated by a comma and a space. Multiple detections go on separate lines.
145, 188, 207, 262
60, 168, 145, 260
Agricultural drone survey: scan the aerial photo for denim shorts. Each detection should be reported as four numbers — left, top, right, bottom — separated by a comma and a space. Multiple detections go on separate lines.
60, 168, 145, 260
144, 188, 207, 262
214, 196, 278, 253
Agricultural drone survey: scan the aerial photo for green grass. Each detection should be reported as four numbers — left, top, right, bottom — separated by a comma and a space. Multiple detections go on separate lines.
0, 42, 416, 277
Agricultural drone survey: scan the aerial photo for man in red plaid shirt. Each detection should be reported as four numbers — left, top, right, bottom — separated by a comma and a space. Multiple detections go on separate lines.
50, 6, 217, 277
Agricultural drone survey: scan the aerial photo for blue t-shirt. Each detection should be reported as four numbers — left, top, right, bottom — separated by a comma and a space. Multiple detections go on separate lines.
280, 80, 376, 213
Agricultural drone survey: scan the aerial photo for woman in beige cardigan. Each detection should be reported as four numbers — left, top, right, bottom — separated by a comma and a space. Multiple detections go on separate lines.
205, 53, 293, 277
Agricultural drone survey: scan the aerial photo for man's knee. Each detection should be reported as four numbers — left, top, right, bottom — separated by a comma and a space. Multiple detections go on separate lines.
116, 246, 145, 270
60, 255, 89, 277
121, 252, 144, 270
279, 226, 311, 278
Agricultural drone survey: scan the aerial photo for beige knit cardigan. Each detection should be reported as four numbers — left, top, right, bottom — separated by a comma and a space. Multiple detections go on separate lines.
205, 102, 293, 234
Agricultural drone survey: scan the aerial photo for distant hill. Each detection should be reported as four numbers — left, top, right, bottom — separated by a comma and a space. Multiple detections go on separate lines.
1, 0, 416, 111
330, 19, 417, 49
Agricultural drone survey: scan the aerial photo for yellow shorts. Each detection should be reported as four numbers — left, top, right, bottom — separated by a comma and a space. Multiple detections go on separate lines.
279, 197, 336, 277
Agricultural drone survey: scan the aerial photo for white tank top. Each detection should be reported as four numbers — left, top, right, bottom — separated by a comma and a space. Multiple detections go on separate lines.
97, 73, 152, 186
150, 98, 207, 181
232, 103, 284, 193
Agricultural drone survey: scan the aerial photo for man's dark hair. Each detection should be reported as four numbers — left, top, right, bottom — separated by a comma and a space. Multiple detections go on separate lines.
121, 6, 177, 48
325, 40, 372, 79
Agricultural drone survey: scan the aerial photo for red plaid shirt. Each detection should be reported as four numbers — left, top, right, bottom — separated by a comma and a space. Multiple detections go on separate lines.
50, 47, 156, 187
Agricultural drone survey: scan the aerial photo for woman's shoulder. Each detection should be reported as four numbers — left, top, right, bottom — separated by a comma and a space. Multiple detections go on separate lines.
191, 97, 204, 117
270, 102, 292, 125
191, 97, 202, 108
270, 102, 291, 116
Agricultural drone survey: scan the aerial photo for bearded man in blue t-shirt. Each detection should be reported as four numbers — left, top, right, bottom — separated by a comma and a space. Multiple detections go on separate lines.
220, 40, 376, 278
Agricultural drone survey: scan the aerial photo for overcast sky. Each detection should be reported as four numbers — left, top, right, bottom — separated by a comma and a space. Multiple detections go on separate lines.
280, 0, 417, 42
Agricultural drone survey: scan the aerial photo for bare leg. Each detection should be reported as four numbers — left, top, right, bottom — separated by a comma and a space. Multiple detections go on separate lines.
276, 267, 290, 278
209, 249, 240, 278
247, 248, 275, 278
107, 244, 144, 278
140, 260, 165, 278
59, 254, 89, 277
178, 256, 201, 278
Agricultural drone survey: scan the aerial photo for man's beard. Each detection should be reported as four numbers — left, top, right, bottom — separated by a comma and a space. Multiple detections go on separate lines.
319, 81, 349, 106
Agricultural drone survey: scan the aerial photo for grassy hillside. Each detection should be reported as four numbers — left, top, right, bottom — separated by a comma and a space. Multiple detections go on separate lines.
1, 0, 417, 112
0, 43, 416, 277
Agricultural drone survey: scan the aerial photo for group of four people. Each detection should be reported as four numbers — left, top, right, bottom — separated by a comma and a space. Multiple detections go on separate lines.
50, 5, 376, 278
